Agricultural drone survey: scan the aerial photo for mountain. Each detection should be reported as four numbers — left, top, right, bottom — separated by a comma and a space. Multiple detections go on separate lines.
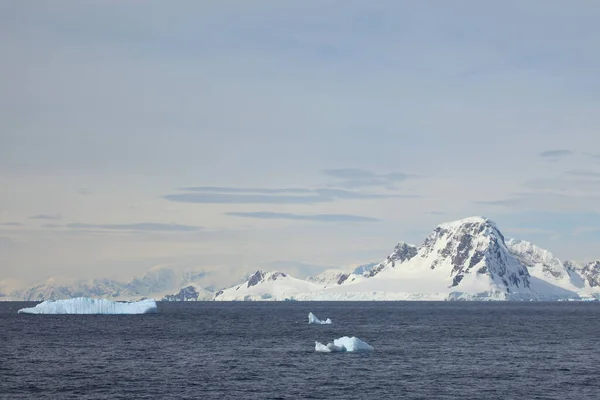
214, 270, 321, 301
352, 262, 378, 275
7, 266, 216, 301
295, 216, 537, 300
505, 239, 585, 294
8, 216, 600, 302
564, 260, 600, 290
13, 277, 144, 301
213, 216, 597, 301
363, 242, 418, 278
162, 284, 213, 301
308, 269, 354, 286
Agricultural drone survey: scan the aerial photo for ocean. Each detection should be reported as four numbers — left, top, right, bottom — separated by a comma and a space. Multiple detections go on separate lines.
2, 301, 600, 399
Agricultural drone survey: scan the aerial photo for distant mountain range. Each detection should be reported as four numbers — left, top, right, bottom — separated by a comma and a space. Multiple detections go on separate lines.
4, 216, 600, 302
213, 217, 600, 301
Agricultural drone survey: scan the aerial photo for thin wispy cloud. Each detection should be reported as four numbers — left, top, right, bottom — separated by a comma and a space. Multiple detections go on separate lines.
475, 193, 600, 213
164, 186, 417, 204
322, 168, 414, 189
180, 187, 313, 194
0, 222, 24, 226
565, 170, 600, 178
225, 211, 380, 222
539, 150, 574, 160
29, 214, 62, 220
47, 222, 203, 233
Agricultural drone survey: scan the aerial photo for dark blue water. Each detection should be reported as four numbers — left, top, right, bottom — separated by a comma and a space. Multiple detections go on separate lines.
2, 301, 600, 399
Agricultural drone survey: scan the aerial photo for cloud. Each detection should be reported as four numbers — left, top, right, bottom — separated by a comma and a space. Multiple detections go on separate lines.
322, 168, 414, 188
572, 226, 600, 236
522, 178, 600, 193
539, 150, 574, 160
0, 222, 24, 226
29, 214, 62, 220
77, 189, 91, 195
225, 211, 380, 222
180, 186, 313, 194
565, 169, 600, 178
164, 186, 417, 204
475, 193, 600, 213
47, 222, 203, 232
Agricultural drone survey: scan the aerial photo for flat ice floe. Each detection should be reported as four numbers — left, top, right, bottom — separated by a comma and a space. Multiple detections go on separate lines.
315, 336, 374, 352
308, 311, 332, 324
17, 297, 158, 314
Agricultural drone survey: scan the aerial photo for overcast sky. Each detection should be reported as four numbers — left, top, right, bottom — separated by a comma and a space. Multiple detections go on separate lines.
2, 1, 600, 285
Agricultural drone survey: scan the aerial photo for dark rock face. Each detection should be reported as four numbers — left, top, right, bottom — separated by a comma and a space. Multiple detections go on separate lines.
419, 218, 530, 290
579, 261, 600, 287
162, 285, 201, 301
367, 242, 418, 278
337, 274, 350, 285
247, 271, 267, 288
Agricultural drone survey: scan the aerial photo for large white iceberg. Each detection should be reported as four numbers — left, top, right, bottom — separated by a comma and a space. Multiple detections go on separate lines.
315, 336, 374, 352
17, 297, 158, 314
308, 311, 332, 324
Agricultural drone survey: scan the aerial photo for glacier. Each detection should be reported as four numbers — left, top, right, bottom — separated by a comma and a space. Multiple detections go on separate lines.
308, 312, 332, 324
17, 297, 158, 314
315, 336, 374, 352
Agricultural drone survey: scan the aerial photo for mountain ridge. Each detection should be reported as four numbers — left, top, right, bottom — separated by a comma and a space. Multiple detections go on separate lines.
5, 216, 600, 302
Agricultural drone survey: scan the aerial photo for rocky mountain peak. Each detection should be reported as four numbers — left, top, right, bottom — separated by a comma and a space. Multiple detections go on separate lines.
418, 216, 530, 291
506, 238, 566, 279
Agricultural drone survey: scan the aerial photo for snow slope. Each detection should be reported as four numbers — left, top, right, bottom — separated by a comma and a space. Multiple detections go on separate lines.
214, 216, 594, 301
296, 217, 539, 300
506, 239, 584, 296
213, 270, 321, 301
17, 297, 158, 314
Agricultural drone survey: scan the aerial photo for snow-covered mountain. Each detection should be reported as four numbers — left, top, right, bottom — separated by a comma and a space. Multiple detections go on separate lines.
7, 216, 600, 302
564, 260, 600, 290
214, 270, 321, 301
212, 216, 600, 301
364, 241, 418, 278
162, 284, 213, 301
351, 262, 378, 275
505, 239, 585, 294
7, 266, 215, 301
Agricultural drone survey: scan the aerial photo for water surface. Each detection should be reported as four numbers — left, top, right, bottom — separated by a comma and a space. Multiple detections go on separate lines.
2, 301, 599, 399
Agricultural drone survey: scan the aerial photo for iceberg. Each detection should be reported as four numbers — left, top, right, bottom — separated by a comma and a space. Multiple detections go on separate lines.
315, 336, 374, 353
308, 311, 332, 324
17, 297, 158, 314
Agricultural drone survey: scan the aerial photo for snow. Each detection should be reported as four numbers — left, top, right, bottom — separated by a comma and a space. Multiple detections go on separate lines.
213, 270, 322, 301
315, 336, 374, 352
437, 216, 497, 231
308, 312, 332, 324
17, 297, 158, 314
207, 217, 600, 302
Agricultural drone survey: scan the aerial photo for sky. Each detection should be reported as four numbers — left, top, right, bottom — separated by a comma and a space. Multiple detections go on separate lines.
1, 1, 600, 287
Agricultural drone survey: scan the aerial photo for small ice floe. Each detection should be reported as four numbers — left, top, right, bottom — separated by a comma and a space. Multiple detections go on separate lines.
308, 312, 332, 325
314, 336, 374, 353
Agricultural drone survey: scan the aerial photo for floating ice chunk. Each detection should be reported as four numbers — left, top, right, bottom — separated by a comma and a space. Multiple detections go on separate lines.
308, 311, 332, 324
17, 297, 158, 314
315, 336, 373, 352
315, 341, 346, 352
